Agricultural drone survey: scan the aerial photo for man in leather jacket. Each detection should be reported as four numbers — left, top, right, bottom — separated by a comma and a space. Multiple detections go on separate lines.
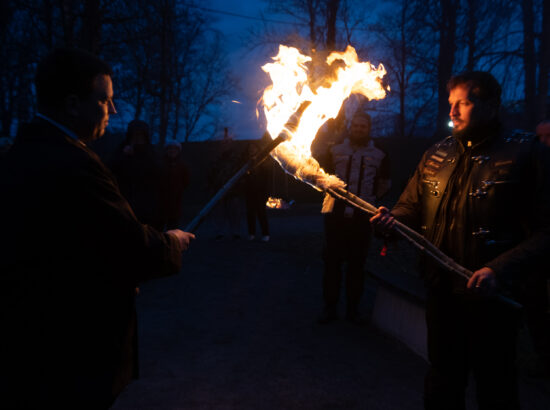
371, 71, 550, 409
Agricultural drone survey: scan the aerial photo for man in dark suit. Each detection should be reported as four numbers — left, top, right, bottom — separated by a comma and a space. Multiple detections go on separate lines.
0, 48, 194, 409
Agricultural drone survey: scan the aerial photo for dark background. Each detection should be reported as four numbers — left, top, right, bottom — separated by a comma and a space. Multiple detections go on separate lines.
1, 0, 549, 147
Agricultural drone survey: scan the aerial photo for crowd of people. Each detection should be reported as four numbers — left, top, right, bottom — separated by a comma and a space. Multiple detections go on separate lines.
0, 47, 549, 410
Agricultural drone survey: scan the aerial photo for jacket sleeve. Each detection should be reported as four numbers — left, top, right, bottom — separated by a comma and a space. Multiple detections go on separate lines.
390, 151, 427, 231
70, 147, 183, 283
485, 141, 550, 279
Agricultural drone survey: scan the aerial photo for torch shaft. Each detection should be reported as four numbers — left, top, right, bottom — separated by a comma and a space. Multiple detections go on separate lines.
184, 134, 286, 232
326, 187, 522, 309
184, 101, 312, 232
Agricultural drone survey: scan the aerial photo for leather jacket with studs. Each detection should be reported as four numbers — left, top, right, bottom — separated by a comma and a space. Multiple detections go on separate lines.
391, 129, 550, 289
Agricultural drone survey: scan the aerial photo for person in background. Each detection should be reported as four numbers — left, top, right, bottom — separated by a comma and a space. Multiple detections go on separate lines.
0, 48, 194, 409
207, 133, 246, 240
536, 119, 550, 146
110, 119, 163, 230
317, 109, 391, 325
244, 139, 271, 242
160, 140, 190, 230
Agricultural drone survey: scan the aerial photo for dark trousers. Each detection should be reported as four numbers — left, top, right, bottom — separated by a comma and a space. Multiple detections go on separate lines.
424, 289, 520, 410
522, 269, 550, 371
322, 213, 371, 317
246, 194, 269, 236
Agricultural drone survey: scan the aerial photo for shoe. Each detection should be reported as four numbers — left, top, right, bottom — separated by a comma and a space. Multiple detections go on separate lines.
261, 235, 270, 242
318, 308, 338, 324
248, 235, 256, 241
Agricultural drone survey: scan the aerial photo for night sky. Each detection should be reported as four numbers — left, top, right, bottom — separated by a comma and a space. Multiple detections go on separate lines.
200, 1, 401, 140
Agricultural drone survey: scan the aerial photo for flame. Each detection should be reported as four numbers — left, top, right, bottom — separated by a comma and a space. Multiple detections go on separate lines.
265, 197, 294, 209
261, 45, 387, 190
266, 197, 284, 209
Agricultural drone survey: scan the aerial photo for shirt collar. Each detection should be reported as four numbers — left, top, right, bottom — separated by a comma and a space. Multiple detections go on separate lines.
36, 112, 80, 142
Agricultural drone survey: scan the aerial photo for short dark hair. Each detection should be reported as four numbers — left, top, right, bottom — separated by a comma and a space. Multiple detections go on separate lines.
35, 48, 113, 111
125, 119, 150, 144
447, 71, 501, 107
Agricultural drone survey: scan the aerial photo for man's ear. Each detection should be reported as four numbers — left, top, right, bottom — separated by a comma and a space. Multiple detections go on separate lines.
64, 95, 81, 118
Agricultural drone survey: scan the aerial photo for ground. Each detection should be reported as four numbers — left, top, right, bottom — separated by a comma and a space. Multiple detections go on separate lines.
112, 204, 550, 410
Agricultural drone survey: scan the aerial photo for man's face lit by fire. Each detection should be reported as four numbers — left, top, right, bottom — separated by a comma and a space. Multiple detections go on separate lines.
75, 74, 117, 142
448, 85, 475, 133
349, 116, 371, 145
448, 84, 496, 137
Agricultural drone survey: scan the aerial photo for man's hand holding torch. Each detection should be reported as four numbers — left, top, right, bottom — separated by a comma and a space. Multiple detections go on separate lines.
369, 207, 498, 296
167, 229, 195, 251
369, 206, 395, 235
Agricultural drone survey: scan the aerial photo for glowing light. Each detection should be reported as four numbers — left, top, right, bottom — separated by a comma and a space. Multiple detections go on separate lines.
448, 120, 454, 128
266, 197, 283, 209
265, 197, 294, 209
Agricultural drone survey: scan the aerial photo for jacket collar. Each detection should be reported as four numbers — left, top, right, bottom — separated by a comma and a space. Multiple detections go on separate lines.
35, 113, 80, 141
453, 121, 501, 153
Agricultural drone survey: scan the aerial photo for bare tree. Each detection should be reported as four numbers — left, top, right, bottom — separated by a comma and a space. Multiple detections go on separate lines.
0, 0, 234, 144
265, 0, 369, 52
370, 0, 439, 137
435, 0, 459, 135
325, 0, 340, 50
522, 0, 538, 127
80, 0, 101, 54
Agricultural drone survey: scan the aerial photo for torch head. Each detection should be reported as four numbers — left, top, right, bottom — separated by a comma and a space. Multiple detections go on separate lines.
279, 100, 312, 140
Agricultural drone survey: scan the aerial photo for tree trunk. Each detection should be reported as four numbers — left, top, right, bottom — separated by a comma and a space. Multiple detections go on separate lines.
398, 1, 407, 138
42, 0, 54, 49
466, 0, 477, 71
158, 0, 173, 146
537, 0, 550, 122
80, 0, 101, 54
307, 0, 317, 49
436, 0, 457, 136
325, 0, 339, 51
522, 0, 537, 128
134, 78, 144, 120
59, 0, 76, 47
